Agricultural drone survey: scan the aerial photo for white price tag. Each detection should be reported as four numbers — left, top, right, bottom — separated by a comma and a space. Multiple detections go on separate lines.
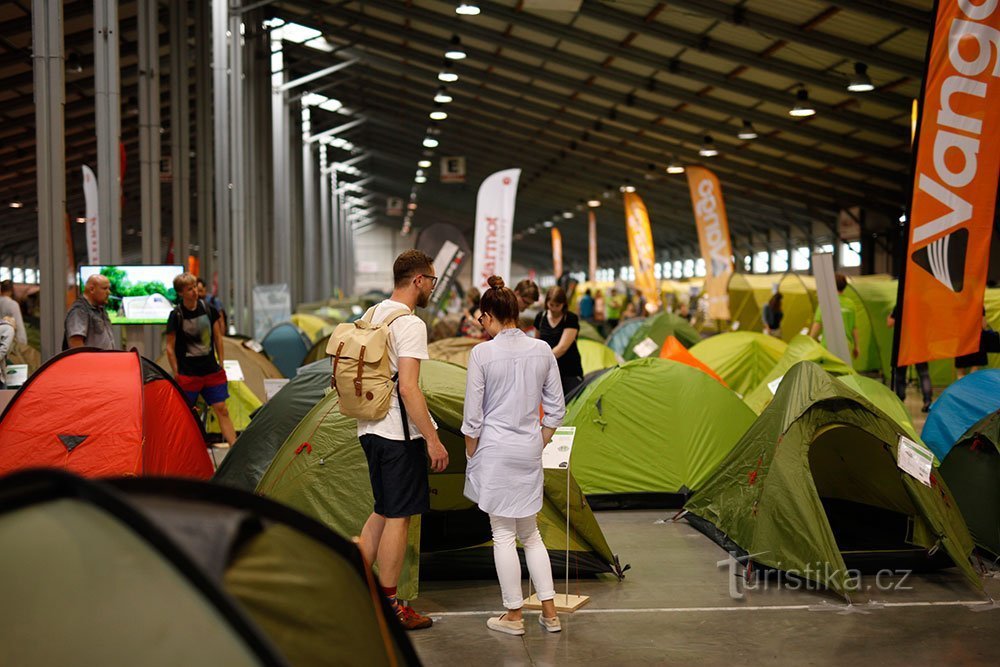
542, 426, 576, 470
767, 375, 785, 395
5, 364, 28, 388
263, 378, 289, 401
897, 435, 933, 487
223, 360, 245, 383
632, 337, 659, 358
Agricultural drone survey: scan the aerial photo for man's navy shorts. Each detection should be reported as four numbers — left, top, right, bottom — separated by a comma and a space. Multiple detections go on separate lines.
359, 434, 431, 518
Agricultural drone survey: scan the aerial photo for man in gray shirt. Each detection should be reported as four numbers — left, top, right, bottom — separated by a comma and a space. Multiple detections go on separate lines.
0, 280, 26, 346
64, 275, 118, 350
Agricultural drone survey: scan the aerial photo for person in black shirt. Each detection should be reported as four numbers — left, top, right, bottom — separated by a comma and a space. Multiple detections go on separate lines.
887, 303, 932, 412
166, 272, 236, 446
534, 286, 584, 396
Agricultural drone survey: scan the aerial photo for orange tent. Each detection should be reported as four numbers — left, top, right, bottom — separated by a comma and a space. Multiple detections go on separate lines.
659, 335, 727, 386
0, 349, 212, 479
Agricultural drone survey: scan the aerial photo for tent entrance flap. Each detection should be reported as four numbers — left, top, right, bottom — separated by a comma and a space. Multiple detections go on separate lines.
808, 426, 951, 572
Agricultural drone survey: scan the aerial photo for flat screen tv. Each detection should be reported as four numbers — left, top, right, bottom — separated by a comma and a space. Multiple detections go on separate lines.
78, 265, 184, 325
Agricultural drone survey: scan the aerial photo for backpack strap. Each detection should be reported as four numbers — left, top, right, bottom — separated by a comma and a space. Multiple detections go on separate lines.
377, 308, 412, 328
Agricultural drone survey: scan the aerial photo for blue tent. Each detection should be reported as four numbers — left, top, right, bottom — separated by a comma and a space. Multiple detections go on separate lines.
261, 322, 312, 378
922, 369, 1000, 460
605, 318, 645, 357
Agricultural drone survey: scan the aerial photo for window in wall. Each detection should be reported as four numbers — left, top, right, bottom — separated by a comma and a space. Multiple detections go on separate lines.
24, 268, 37, 284
771, 249, 789, 273
673, 261, 683, 278
12, 268, 23, 283
814, 244, 834, 254
695, 258, 706, 277
792, 246, 810, 271
841, 241, 862, 268
0, 267, 9, 281
628, 266, 635, 281
661, 262, 671, 279
753, 251, 770, 274
743, 255, 752, 272
683, 259, 694, 278
654, 262, 662, 279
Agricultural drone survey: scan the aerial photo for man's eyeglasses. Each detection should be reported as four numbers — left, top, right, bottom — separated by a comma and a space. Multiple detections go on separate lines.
419, 274, 438, 287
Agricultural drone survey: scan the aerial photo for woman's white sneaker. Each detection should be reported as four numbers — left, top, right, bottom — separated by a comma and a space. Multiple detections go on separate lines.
487, 613, 525, 636
538, 614, 561, 633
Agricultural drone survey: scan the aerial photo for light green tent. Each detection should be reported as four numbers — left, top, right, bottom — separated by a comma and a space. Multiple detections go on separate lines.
939, 410, 1000, 557
690, 332, 787, 397
426, 336, 484, 367
622, 312, 701, 361
578, 339, 620, 375
835, 374, 919, 442
257, 360, 623, 600
743, 335, 855, 414
685, 361, 981, 599
699, 273, 817, 342
565, 358, 755, 508
577, 319, 604, 343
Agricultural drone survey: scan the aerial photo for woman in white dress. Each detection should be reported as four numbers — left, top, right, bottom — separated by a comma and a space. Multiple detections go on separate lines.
462, 276, 566, 636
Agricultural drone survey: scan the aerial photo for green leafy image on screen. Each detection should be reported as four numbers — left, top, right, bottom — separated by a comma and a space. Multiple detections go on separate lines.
78, 265, 184, 325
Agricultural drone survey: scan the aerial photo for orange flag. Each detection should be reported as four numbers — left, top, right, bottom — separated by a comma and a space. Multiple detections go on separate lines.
552, 227, 563, 278
686, 166, 733, 321
623, 191, 661, 311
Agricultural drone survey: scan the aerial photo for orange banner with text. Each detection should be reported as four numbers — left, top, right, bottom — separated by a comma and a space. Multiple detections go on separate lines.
588, 210, 597, 283
552, 227, 563, 278
623, 192, 661, 311
685, 166, 734, 320
899, 1, 1000, 365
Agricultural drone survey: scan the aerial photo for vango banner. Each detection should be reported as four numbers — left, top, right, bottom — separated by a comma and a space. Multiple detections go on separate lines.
899, 1, 1000, 366
623, 192, 661, 311
686, 166, 734, 321
471, 168, 521, 291
552, 227, 563, 278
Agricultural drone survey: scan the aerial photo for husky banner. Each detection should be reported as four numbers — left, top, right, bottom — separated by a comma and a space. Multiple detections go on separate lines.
552, 227, 563, 278
472, 168, 521, 290
623, 192, 661, 311
899, 1, 1000, 366
588, 209, 597, 282
428, 240, 465, 314
686, 166, 734, 321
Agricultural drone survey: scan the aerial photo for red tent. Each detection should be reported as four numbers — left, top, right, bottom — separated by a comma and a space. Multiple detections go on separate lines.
0, 349, 212, 478
659, 335, 727, 386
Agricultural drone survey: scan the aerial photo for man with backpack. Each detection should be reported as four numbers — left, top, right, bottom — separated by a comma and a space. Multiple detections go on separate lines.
334, 250, 448, 631
165, 272, 236, 447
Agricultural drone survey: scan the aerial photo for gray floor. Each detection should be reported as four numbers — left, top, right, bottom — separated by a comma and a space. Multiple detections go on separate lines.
410, 511, 1000, 666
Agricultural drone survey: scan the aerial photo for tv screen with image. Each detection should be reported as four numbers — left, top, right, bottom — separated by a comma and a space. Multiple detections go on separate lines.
78, 265, 185, 324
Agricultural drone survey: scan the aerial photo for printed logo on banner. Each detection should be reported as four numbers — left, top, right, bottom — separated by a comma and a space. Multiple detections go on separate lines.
386, 196, 404, 217
441, 156, 466, 183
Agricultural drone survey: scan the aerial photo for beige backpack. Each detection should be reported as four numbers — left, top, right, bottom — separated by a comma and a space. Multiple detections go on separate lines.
326, 305, 411, 421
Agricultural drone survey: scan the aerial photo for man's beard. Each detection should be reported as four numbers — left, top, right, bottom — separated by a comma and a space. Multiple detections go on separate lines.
416, 290, 431, 309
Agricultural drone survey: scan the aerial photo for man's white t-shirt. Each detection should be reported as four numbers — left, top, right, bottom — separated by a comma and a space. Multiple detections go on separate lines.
356, 299, 437, 441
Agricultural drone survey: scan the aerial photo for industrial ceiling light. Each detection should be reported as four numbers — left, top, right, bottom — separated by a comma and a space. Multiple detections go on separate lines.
619, 184, 636, 193
433, 87, 453, 103
698, 135, 719, 157
9, 200, 24, 209
422, 137, 439, 148
418, 159, 432, 168
66, 51, 83, 73
665, 158, 685, 174
847, 62, 875, 92
527, 226, 537, 234
75, 217, 86, 223
737, 120, 758, 140
562, 210, 574, 219
542, 220, 554, 228
429, 104, 448, 120
789, 88, 816, 117
438, 62, 458, 83
445, 35, 466, 60
455, 1, 481, 16
415, 175, 427, 184
587, 199, 601, 207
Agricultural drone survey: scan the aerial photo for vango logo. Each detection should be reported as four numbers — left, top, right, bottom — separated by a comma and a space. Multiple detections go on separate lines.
909, 0, 1000, 293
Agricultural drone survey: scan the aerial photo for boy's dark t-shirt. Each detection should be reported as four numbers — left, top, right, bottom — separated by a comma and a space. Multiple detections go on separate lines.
534, 310, 584, 378
167, 300, 222, 376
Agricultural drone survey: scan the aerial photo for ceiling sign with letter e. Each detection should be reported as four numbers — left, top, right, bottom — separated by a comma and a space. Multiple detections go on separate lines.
386, 196, 404, 216
440, 156, 466, 183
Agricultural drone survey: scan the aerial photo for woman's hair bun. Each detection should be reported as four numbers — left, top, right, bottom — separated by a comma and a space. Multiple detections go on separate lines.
487, 275, 505, 290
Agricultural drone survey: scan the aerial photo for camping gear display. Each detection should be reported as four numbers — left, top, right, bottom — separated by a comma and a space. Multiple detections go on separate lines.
257, 360, 623, 600
685, 361, 982, 599
622, 311, 701, 361
577, 339, 620, 375
658, 335, 725, 385
939, 411, 1000, 557
922, 369, 1000, 460
742, 335, 855, 414
605, 318, 645, 357
261, 323, 312, 378
564, 358, 754, 508
0, 469, 419, 667
214, 359, 332, 491
0, 349, 211, 479
427, 336, 484, 368
689, 332, 787, 397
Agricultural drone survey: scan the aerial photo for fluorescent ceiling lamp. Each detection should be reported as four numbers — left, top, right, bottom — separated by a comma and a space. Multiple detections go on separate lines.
789, 88, 816, 117
587, 199, 601, 207
527, 227, 537, 234
418, 159, 432, 168
75, 217, 86, 223
434, 87, 453, 104
618, 184, 636, 193
562, 211, 574, 219
445, 35, 466, 60
456, 1, 481, 15
847, 62, 875, 92
542, 220, 554, 228
422, 137, 439, 148
415, 175, 427, 184
429, 109, 448, 120
737, 120, 758, 140
438, 64, 458, 82
698, 135, 718, 157
666, 160, 684, 174
9, 201, 23, 209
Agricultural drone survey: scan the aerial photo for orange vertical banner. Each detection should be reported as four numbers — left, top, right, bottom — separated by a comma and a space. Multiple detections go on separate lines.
588, 210, 597, 283
623, 191, 661, 311
552, 227, 563, 278
899, 1, 1000, 366
686, 166, 734, 320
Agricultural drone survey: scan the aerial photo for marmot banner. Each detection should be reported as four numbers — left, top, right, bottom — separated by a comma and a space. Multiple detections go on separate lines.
686, 166, 734, 321
623, 192, 661, 311
899, 1, 1000, 366
472, 168, 521, 291
552, 227, 563, 278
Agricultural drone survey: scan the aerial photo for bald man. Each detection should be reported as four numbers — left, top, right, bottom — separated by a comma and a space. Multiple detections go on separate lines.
64, 274, 118, 350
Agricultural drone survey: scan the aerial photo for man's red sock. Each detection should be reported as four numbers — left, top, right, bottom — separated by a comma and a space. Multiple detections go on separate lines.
381, 585, 399, 610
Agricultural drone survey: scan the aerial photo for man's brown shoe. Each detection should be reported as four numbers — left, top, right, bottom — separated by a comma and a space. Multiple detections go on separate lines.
396, 604, 433, 630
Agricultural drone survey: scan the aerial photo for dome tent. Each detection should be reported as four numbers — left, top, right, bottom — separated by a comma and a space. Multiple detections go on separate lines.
922, 369, 1000, 460
658, 335, 725, 385
685, 362, 981, 600
261, 322, 312, 378
622, 311, 701, 361
257, 360, 624, 600
605, 318, 645, 356
742, 334, 855, 414
427, 336, 484, 367
0, 349, 211, 479
564, 358, 754, 508
939, 410, 1000, 557
689, 332, 787, 397
577, 338, 620, 375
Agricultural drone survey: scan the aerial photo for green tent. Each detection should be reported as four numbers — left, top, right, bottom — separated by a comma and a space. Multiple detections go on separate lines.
743, 334, 855, 414
578, 338, 620, 375
689, 332, 787, 397
605, 318, 645, 356
213, 359, 332, 491
724, 274, 776, 334
564, 358, 755, 508
835, 374, 920, 442
426, 336, 484, 367
257, 360, 623, 600
685, 361, 981, 599
622, 312, 701, 361
302, 334, 331, 366
939, 410, 1000, 557
577, 319, 604, 343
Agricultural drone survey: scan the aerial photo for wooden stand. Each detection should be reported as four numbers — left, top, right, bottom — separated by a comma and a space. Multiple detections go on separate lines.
522, 592, 590, 613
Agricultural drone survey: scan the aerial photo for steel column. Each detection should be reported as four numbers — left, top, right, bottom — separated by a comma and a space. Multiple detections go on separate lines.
301, 108, 318, 302
170, 0, 191, 266
212, 0, 231, 328
319, 143, 331, 298
195, 0, 213, 283
229, 9, 247, 333
94, 0, 121, 262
